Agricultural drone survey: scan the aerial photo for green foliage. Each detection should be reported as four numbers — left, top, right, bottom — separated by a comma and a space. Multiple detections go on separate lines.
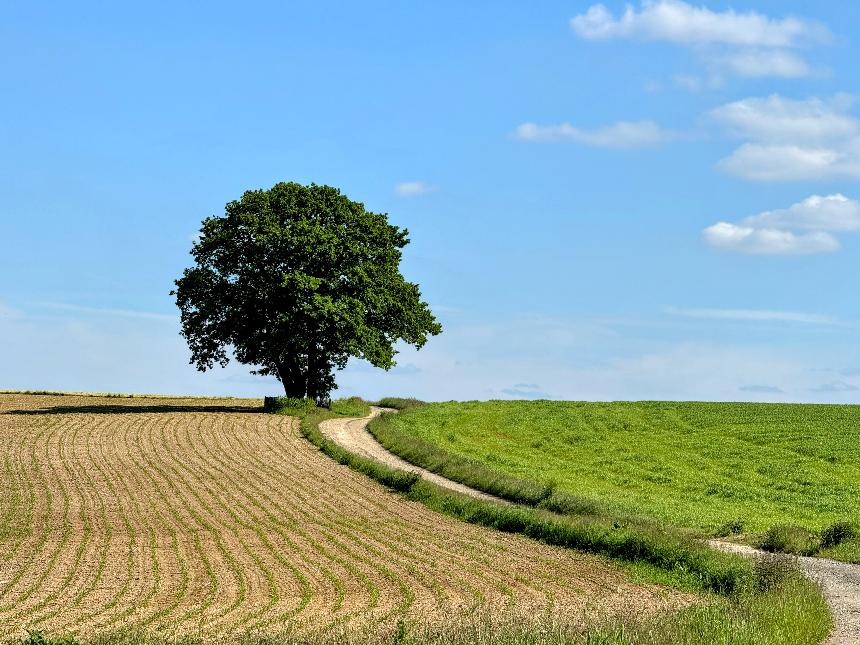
715, 519, 745, 538
172, 182, 441, 400
375, 397, 426, 411
616, 572, 829, 645
11, 630, 81, 645
369, 412, 601, 508
263, 396, 316, 414
754, 556, 797, 593
330, 396, 372, 417
820, 521, 856, 548
760, 525, 821, 557
378, 400, 860, 541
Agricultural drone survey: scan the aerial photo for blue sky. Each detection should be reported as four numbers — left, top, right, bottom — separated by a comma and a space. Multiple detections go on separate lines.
2, 1, 859, 402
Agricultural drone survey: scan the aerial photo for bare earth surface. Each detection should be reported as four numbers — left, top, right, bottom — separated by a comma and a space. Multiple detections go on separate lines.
0, 394, 690, 640
322, 407, 860, 645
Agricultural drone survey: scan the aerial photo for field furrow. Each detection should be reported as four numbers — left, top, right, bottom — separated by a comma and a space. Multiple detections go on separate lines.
0, 394, 691, 640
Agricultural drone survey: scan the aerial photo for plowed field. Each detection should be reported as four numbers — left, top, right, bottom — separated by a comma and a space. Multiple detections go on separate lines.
0, 394, 687, 641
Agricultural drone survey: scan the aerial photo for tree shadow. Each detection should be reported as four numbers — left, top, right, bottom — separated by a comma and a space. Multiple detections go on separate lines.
3, 403, 265, 415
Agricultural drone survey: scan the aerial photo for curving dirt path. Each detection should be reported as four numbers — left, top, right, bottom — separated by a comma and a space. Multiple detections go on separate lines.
319, 407, 507, 505
321, 407, 860, 645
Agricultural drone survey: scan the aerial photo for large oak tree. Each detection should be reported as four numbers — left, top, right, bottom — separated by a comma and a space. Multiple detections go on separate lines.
172, 182, 441, 401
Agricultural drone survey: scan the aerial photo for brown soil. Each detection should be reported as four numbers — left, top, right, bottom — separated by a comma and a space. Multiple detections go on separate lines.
0, 394, 692, 640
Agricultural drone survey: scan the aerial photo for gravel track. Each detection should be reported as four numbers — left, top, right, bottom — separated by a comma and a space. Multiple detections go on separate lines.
0, 394, 688, 639
321, 407, 860, 645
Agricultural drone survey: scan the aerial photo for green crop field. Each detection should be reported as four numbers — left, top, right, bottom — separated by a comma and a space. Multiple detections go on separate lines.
373, 400, 860, 562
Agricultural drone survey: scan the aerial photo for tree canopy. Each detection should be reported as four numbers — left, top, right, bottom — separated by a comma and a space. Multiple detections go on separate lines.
172, 182, 441, 401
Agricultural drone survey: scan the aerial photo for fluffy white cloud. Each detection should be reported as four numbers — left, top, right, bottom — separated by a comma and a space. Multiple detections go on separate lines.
514, 120, 673, 148
703, 193, 860, 256
742, 194, 860, 232
703, 222, 839, 255
716, 144, 850, 182
394, 181, 435, 197
570, 1, 827, 82
712, 95, 860, 181
570, 1, 823, 47
711, 95, 857, 144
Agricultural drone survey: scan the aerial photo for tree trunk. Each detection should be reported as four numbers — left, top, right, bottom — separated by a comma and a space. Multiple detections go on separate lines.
275, 358, 307, 399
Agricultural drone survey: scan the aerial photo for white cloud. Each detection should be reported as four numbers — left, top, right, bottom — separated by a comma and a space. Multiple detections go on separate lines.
570, 1, 825, 47
703, 193, 860, 255
711, 95, 857, 144
665, 307, 837, 325
703, 221, 839, 255
514, 120, 673, 148
395, 181, 435, 197
716, 144, 850, 182
721, 50, 813, 79
571, 1, 828, 82
712, 95, 860, 181
741, 194, 860, 232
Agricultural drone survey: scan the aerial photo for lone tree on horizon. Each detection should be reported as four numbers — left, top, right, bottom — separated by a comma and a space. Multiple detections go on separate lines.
172, 182, 442, 402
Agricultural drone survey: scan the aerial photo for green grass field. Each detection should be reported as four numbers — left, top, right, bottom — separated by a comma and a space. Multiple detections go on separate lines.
374, 400, 860, 560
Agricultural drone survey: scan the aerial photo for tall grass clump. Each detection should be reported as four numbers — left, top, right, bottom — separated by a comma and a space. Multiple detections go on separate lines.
820, 521, 856, 548
263, 396, 317, 414
374, 397, 426, 411
329, 396, 372, 417
9, 631, 81, 645
760, 525, 821, 557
